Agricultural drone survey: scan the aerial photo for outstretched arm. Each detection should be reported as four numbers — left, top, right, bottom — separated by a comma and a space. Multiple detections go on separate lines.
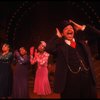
69, 19, 100, 40
45, 28, 62, 55
69, 19, 86, 31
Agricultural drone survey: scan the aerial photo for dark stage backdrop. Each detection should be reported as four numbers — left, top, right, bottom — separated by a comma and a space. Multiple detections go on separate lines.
0, 1, 100, 52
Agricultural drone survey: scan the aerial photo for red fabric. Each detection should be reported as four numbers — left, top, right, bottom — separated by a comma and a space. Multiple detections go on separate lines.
70, 41, 76, 48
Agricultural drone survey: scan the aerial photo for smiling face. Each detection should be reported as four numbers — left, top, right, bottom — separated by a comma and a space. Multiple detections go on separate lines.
19, 47, 27, 56
38, 43, 45, 52
62, 25, 75, 41
2, 44, 10, 52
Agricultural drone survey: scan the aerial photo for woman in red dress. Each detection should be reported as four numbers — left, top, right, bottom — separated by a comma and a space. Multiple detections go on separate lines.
30, 41, 51, 96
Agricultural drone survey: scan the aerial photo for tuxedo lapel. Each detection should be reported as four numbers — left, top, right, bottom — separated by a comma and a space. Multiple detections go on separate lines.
60, 41, 69, 64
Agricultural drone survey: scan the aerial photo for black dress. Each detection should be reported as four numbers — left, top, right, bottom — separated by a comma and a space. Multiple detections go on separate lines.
12, 54, 29, 98
0, 52, 13, 97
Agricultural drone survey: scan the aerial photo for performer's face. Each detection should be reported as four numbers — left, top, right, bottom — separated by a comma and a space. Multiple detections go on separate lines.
38, 44, 45, 52
19, 47, 27, 56
2, 44, 10, 52
62, 25, 74, 41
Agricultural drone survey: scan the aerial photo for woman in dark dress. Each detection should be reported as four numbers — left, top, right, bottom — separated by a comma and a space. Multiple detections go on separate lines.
12, 47, 30, 99
0, 43, 13, 98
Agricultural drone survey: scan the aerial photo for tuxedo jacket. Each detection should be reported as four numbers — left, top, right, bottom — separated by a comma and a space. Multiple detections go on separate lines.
45, 25, 100, 93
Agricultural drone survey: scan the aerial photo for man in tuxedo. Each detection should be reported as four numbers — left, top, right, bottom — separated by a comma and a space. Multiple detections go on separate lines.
45, 20, 100, 98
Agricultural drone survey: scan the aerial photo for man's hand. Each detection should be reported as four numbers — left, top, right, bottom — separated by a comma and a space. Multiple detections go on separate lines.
56, 28, 62, 38
69, 19, 86, 31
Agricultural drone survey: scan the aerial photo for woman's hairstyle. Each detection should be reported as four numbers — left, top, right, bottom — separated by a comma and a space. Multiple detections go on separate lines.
19, 47, 27, 51
40, 41, 46, 47
1, 43, 12, 52
3, 43, 11, 49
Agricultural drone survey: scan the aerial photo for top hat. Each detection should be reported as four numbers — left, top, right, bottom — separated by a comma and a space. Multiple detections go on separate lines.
57, 20, 74, 32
